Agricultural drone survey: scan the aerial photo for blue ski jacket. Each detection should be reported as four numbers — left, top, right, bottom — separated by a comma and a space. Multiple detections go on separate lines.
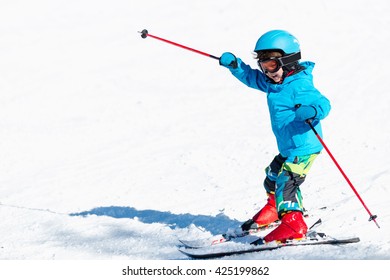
229, 60, 331, 157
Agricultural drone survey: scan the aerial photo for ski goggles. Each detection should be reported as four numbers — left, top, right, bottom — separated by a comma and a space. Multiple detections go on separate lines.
256, 52, 302, 74
258, 58, 282, 74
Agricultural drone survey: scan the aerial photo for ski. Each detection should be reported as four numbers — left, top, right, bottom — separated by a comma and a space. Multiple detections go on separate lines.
179, 232, 360, 259
179, 221, 281, 249
179, 216, 323, 249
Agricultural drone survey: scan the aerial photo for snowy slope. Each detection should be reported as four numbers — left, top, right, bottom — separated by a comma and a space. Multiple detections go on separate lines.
0, 0, 389, 261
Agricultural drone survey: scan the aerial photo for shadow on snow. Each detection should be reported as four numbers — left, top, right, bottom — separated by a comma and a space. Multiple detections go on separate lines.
70, 206, 240, 235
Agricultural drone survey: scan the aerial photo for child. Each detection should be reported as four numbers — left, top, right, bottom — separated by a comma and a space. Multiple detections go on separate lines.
219, 30, 331, 243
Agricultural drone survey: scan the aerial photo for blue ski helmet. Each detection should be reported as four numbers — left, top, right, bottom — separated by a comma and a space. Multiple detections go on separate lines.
254, 30, 300, 54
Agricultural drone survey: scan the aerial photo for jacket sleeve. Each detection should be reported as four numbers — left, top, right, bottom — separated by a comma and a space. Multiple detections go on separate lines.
229, 58, 269, 93
313, 95, 331, 120
294, 82, 331, 121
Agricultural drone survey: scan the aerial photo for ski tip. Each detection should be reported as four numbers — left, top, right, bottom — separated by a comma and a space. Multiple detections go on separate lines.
350, 237, 360, 243
178, 249, 208, 259
178, 239, 199, 249
178, 249, 192, 258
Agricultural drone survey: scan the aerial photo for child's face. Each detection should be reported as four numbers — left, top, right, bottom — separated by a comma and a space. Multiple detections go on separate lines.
266, 68, 284, 83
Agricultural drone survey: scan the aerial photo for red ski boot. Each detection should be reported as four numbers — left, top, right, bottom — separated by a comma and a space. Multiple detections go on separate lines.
263, 211, 307, 243
252, 194, 278, 226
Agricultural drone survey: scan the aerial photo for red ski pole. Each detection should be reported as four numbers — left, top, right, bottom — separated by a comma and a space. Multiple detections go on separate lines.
307, 120, 380, 228
139, 29, 220, 60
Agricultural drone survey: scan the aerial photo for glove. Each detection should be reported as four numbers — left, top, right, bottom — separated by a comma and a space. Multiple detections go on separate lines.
219, 52, 238, 69
295, 105, 317, 121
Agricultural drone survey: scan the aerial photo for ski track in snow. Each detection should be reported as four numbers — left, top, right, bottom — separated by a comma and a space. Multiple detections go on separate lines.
0, 0, 389, 260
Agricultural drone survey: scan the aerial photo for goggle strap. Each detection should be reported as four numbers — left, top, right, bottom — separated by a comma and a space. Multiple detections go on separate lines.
279, 52, 301, 66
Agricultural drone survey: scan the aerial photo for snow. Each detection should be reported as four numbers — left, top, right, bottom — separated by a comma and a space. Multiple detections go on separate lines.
0, 0, 389, 264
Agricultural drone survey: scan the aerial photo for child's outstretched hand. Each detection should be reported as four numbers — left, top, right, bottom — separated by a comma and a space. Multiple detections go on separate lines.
219, 52, 238, 69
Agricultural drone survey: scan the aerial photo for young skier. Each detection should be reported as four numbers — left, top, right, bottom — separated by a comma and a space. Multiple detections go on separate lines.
219, 30, 331, 243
